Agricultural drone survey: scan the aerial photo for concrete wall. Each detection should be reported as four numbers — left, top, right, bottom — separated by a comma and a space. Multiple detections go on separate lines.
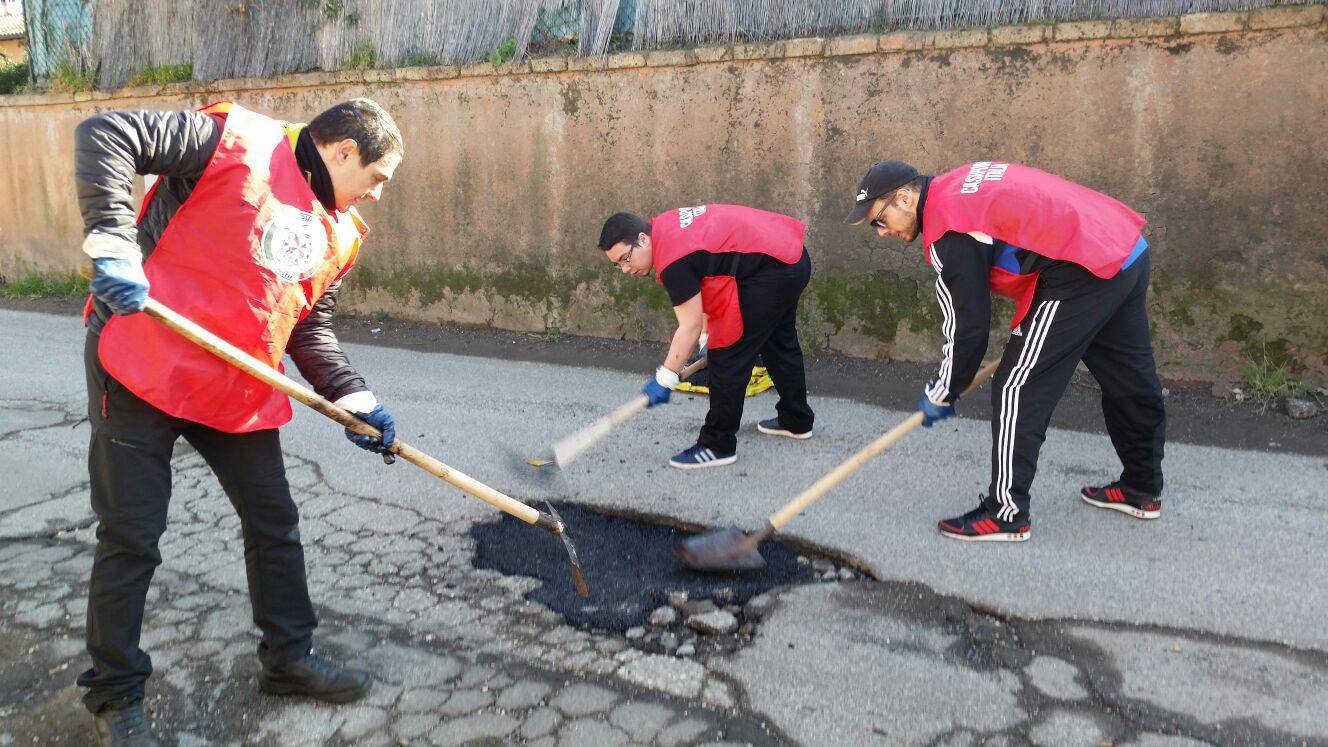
2, 6, 1326, 382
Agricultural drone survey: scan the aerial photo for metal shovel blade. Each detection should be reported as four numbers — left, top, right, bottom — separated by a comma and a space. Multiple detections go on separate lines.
675, 525, 768, 572
545, 502, 590, 598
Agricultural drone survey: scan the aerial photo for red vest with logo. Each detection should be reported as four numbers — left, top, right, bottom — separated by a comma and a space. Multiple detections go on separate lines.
97, 102, 368, 433
650, 204, 805, 349
921, 162, 1145, 328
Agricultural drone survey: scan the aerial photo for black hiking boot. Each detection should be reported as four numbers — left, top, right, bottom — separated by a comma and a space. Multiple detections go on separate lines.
93, 700, 161, 747
260, 649, 371, 704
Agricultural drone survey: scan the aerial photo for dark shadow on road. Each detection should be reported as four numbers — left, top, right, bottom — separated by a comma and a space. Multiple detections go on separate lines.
5, 299, 1325, 456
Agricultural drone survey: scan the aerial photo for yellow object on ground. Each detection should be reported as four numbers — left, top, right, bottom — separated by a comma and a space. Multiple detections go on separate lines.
676, 366, 774, 397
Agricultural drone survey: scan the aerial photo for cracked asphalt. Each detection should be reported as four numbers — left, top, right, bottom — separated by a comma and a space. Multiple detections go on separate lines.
2, 307, 1326, 747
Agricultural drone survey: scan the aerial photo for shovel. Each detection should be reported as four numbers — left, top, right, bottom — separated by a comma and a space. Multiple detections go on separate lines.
539, 355, 709, 469
82, 269, 589, 596
676, 359, 1001, 572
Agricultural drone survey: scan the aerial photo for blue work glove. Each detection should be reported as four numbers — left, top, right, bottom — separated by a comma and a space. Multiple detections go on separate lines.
90, 257, 149, 315
643, 366, 680, 408
345, 404, 397, 464
918, 394, 955, 428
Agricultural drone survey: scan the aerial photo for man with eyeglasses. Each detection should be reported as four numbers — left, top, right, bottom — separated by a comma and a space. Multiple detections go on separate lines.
845, 160, 1165, 542
74, 99, 403, 744
598, 205, 815, 468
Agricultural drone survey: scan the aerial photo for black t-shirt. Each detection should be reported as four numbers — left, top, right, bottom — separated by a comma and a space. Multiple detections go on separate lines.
658, 251, 796, 306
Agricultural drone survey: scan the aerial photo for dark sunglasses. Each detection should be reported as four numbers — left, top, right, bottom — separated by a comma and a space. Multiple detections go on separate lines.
869, 199, 890, 229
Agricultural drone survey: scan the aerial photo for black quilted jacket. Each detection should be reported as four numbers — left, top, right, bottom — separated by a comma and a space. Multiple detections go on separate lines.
74, 109, 367, 402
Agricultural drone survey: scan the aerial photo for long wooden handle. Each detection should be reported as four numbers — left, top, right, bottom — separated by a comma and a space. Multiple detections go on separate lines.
553, 394, 650, 466
552, 355, 709, 467
679, 355, 709, 381
140, 298, 546, 526
767, 359, 1001, 531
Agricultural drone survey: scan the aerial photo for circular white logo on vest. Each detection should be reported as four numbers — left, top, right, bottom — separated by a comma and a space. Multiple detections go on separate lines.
260, 206, 324, 282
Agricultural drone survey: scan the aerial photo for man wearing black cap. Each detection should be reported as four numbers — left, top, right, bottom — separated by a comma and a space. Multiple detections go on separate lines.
598, 205, 815, 468
847, 160, 1165, 542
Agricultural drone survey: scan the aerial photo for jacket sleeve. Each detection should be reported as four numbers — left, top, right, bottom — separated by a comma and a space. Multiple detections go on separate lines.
924, 232, 993, 406
287, 281, 369, 403
74, 109, 221, 243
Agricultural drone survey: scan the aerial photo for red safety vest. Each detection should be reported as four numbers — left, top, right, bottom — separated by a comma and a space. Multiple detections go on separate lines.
95, 102, 368, 433
650, 204, 805, 349
921, 162, 1145, 328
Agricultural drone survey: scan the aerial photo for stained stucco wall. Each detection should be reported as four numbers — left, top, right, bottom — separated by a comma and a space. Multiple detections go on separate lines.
0, 37, 24, 62
1, 6, 1325, 381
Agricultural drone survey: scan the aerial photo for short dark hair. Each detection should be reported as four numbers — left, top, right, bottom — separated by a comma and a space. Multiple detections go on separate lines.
598, 212, 650, 251
307, 98, 404, 166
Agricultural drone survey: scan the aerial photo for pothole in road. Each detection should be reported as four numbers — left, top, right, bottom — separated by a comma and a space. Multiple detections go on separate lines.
473, 505, 1328, 745
470, 503, 857, 658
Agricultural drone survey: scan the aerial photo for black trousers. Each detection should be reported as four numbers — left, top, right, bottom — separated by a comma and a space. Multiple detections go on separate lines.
77, 331, 317, 713
984, 252, 1165, 522
698, 250, 815, 454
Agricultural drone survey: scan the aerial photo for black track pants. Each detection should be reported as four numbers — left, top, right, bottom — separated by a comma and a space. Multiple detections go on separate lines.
77, 331, 317, 713
698, 250, 815, 454
984, 253, 1165, 522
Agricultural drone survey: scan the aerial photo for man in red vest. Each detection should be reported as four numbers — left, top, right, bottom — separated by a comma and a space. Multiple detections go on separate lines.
75, 99, 402, 745
598, 206, 815, 468
846, 161, 1166, 542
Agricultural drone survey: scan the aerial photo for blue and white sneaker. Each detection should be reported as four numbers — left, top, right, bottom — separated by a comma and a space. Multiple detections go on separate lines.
756, 418, 813, 440
668, 443, 737, 470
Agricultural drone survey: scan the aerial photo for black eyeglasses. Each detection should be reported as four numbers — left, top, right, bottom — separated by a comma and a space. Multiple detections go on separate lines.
613, 244, 636, 269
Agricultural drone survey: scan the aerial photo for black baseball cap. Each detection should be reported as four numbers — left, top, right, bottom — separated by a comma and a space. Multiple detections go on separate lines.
843, 160, 920, 225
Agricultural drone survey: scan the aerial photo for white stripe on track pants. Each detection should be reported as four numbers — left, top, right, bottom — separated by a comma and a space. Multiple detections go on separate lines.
985, 252, 1165, 523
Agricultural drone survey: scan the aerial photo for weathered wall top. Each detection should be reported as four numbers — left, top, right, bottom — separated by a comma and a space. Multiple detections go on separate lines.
2, 5, 1322, 108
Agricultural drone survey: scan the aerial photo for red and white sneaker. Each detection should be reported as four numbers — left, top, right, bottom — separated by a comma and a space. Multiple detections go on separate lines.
938, 500, 1031, 542
1081, 481, 1161, 519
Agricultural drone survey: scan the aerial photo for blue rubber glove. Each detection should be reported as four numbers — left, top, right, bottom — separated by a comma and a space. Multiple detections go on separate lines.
90, 257, 149, 315
643, 379, 671, 407
643, 365, 679, 408
345, 404, 397, 463
918, 394, 955, 428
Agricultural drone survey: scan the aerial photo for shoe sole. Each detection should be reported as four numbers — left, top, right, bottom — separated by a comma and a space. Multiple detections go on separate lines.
668, 454, 737, 470
756, 422, 813, 440
259, 679, 371, 704
938, 527, 1030, 542
1080, 493, 1161, 520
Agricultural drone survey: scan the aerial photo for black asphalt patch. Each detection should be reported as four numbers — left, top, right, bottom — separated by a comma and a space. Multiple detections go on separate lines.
470, 503, 820, 633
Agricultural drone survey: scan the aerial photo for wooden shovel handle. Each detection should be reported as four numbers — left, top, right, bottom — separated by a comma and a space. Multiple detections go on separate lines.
138, 298, 545, 526
552, 356, 709, 467
768, 359, 1001, 531
679, 355, 709, 381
